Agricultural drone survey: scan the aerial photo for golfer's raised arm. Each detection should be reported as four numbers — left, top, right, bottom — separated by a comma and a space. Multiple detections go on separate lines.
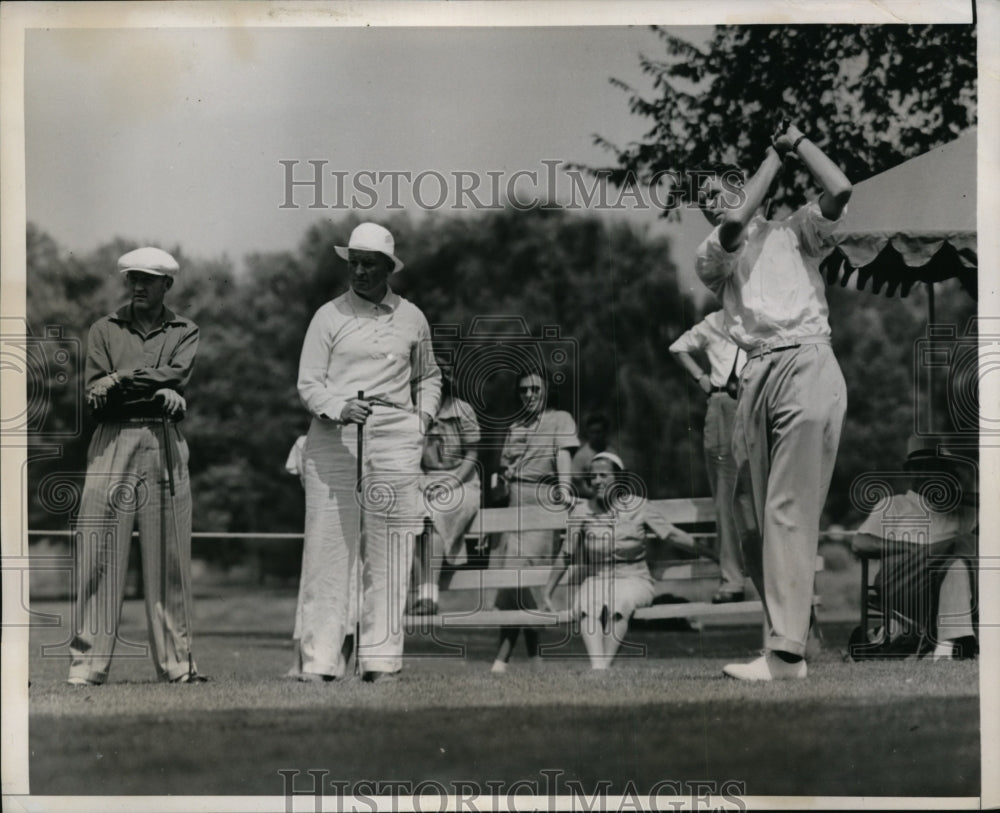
717, 148, 784, 252
781, 123, 852, 220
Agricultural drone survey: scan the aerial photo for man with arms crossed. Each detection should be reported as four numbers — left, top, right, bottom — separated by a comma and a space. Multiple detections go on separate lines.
695, 121, 851, 680
68, 247, 205, 685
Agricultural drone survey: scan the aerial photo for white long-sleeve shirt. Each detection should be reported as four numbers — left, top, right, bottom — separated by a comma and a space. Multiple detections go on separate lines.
668, 310, 743, 388
695, 200, 843, 351
298, 287, 441, 423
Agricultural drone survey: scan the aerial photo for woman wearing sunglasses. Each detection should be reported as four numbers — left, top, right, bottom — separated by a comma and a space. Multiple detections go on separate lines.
490, 366, 579, 673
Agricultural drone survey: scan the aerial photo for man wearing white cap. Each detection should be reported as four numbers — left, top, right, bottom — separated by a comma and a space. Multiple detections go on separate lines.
68, 247, 206, 685
294, 222, 441, 682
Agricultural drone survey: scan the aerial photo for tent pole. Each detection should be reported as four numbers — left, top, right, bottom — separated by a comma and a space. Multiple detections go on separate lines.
926, 281, 936, 432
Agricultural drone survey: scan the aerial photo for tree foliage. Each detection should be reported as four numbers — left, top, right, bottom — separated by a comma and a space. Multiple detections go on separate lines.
592, 25, 976, 211
23, 213, 699, 544
24, 211, 975, 554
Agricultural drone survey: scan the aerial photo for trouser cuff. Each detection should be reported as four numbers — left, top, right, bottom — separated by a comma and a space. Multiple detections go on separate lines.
163, 661, 200, 682
766, 636, 806, 658
359, 658, 402, 674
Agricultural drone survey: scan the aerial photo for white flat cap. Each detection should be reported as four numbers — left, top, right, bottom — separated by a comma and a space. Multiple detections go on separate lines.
118, 247, 180, 277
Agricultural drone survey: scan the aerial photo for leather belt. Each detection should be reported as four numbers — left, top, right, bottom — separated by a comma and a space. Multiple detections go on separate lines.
367, 396, 415, 413
745, 336, 830, 361
104, 417, 178, 425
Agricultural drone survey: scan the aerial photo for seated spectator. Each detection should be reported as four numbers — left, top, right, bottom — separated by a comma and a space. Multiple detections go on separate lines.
851, 435, 978, 660
571, 413, 616, 499
412, 360, 482, 615
543, 452, 697, 670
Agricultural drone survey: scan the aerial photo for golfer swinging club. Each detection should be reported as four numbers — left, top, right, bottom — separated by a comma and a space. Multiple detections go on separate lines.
293, 222, 441, 683
695, 118, 852, 680
68, 247, 206, 685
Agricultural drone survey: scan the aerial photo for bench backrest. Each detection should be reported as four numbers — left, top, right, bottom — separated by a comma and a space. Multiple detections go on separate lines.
434, 495, 822, 601
469, 497, 716, 535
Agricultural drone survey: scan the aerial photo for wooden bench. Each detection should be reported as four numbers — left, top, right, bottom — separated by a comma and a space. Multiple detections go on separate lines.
404, 497, 823, 627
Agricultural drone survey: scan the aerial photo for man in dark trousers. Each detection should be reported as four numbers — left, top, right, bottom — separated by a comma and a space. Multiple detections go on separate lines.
68, 247, 206, 685
696, 121, 852, 680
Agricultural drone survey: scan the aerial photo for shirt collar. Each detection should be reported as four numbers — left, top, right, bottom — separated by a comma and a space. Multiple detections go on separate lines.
347, 287, 400, 312
511, 409, 545, 430
109, 304, 186, 326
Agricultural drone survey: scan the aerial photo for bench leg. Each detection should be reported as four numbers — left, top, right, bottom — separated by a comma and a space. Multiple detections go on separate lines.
860, 557, 869, 633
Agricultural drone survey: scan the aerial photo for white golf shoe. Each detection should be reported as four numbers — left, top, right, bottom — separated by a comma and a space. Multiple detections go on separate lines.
723, 652, 807, 681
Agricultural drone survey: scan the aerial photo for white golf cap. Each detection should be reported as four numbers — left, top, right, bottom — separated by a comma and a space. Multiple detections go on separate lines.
591, 451, 626, 471
117, 247, 180, 278
334, 223, 404, 273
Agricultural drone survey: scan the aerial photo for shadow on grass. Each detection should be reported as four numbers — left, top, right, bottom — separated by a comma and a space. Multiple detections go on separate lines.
25, 595, 979, 802
30, 697, 978, 797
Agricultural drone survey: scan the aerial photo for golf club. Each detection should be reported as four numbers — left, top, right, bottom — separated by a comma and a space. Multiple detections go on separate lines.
355, 389, 365, 677
161, 407, 198, 683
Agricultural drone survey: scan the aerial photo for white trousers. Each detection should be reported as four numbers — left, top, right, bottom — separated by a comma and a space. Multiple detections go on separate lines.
732, 343, 847, 657
294, 409, 423, 676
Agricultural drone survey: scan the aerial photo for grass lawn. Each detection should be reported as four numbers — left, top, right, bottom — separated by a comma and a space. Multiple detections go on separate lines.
22, 589, 981, 801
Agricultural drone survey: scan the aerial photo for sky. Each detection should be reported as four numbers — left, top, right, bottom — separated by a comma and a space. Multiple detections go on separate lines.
24, 24, 717, 296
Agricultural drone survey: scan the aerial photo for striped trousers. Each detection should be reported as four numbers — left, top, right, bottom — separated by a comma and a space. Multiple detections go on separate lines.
68, 421, 196, 683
